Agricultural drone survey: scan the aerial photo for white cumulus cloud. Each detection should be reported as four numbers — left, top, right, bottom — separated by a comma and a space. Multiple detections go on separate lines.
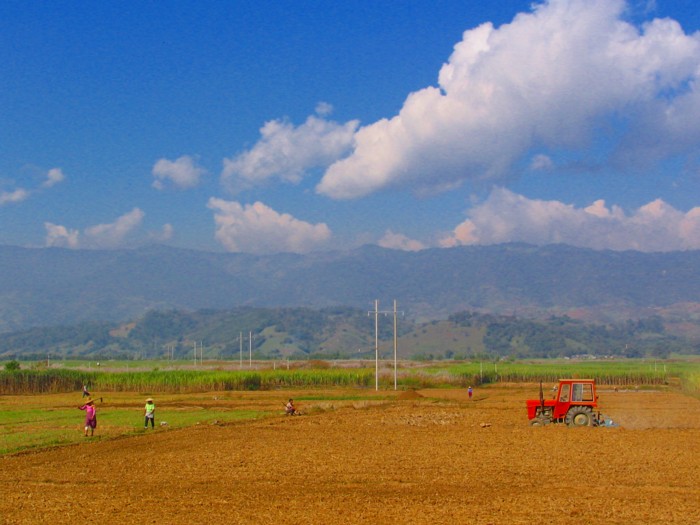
317, 0, 700, 199
84, 208, 145, 248
147, 223, 175, 243
440, 188, 700, 252
2, 167, 65, 205
42, 168, 65, 188
152, 155, 206, 190
45, 209, 147, 249
208, 198, 331, 254
44, 222, 80, 248
378, 230, 426, 252
221, 109, 359, 193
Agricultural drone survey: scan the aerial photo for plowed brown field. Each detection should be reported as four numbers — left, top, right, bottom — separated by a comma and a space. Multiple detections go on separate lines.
1, 385, 699, 524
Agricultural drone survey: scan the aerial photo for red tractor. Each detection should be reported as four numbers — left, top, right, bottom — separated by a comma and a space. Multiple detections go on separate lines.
527, 378, 608, 427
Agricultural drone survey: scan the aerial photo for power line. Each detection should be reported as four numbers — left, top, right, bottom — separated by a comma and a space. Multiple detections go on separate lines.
368, 300, 403, 391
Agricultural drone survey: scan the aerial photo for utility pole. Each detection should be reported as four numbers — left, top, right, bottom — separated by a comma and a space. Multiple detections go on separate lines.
239, 332, 243, 369
369, 300, 402, 391
245, 331, 255, 368
392, 300, 404, 391
370, 300, 380, 391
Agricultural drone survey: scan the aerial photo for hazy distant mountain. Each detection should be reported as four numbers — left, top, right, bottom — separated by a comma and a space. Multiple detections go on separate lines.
2, 243, 700, 333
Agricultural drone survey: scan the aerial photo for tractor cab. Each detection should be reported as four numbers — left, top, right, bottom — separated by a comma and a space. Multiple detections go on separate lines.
527, 379, 601, 426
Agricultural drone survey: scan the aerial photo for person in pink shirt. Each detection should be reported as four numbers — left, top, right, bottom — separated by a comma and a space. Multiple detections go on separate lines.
79, 398, 97, 437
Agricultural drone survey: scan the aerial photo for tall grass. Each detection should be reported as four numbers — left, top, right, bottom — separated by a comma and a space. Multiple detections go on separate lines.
2, 360, 698, 394
0, 368, 375, 394
679, 371, 700, 397
442, 361, 676, 387
0, 369, 93, 394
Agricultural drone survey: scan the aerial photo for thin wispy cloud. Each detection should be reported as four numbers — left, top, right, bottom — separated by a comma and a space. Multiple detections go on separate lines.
0, 188, 30, 205
1, 167, 64, 206
150, 223, 174, 242
41, 168, 65, 188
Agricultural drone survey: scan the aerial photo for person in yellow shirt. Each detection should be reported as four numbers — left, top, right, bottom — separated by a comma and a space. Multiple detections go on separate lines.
144, 398, 156, 429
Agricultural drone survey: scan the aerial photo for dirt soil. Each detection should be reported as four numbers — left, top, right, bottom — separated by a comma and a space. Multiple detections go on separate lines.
1, 385, 699, 525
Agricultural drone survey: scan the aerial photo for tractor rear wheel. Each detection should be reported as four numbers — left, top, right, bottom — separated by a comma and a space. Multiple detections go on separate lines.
565, 406, 592, 427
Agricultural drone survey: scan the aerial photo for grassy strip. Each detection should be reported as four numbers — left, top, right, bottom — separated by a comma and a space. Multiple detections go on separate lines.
0, 392, 270, 455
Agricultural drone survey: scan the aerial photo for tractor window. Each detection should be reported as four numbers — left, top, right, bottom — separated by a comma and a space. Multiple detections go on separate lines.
572, 383, 593, 402
572, 383, 582, 401
581, 383, 594, 401
559, 384, 570, 403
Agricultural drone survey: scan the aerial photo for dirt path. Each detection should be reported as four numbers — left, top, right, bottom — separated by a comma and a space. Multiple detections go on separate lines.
1, 386, 699, 524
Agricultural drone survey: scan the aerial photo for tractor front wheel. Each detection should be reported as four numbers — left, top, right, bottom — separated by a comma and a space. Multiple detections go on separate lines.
565, 406, 592, 427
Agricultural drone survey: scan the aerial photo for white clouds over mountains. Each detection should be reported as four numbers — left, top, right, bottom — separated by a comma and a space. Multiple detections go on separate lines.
208, 0, 700, 254
440, 188, 700, 251
21, 0, 700, 254
45, 208, 147, 249
207, 198, 331, 254
318, 0, 700, 198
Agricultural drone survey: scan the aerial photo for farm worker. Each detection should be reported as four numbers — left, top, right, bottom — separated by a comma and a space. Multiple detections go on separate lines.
284, 399, 296, 416
82, 384, 90, 397
144, 398, 156, 429
468, 386, 473, 399
79, 398, 97, 436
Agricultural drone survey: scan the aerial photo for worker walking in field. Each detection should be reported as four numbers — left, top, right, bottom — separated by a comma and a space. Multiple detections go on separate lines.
144, 398, 156, 429
468, 386, 473, 399
82, 384, 91, 397
79, 398, 97, 437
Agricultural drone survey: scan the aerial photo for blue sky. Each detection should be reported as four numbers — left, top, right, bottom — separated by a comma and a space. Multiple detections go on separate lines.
2, 0, 700, 253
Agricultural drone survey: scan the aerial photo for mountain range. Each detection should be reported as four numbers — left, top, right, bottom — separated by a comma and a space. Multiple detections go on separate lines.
2, 242, 700, 334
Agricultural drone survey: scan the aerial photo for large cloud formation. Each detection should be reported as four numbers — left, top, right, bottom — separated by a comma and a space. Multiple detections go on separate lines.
440, 188, 700, 251
208, 198, 331, 254
316, 0, 700, 199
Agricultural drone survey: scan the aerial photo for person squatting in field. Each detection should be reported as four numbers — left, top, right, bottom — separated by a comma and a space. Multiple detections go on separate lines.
144, 398, 155, 429
79, 398, 96, 436
285, 399, 297, 415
